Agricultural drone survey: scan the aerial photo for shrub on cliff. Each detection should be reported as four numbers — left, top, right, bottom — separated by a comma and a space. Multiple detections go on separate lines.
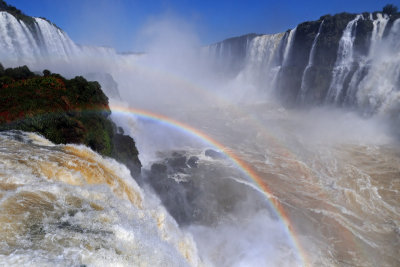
0, 65, 141, 178
383, 4, 398, 15
0, 66, 113, 155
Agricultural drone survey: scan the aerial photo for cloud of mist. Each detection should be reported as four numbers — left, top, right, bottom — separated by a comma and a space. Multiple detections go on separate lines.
189, 210, 301, 267
3, 8, 399, 266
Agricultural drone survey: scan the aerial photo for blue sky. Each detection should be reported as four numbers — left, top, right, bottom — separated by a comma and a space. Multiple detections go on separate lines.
6, 0, 399, 52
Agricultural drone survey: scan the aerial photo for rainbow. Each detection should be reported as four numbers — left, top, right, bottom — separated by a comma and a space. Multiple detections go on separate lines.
109, 104, 310, 266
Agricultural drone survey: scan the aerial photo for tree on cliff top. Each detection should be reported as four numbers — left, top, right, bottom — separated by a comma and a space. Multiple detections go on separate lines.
383, 4, 398, 15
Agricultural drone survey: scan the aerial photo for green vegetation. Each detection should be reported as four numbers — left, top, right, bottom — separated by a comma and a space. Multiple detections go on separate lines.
383, 4, 398, 15
0, 64, 141, 177
0, 64, 112, 155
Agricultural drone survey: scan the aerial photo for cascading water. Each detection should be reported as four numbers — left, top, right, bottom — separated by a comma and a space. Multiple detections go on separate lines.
0, 12, 39, 63
0, 11, 119, 70
246, 34, 284, 71
237, 33, 284, 91
370, 13, 390, 52
298, 21, 324, 102
0, 131, 200, 266
1, 7, 400, 267
325, 15, 362, 103
206, 12, 399, 114
281, 27, 297, 67
356, 18, 400, 114
345, 13, 390, 105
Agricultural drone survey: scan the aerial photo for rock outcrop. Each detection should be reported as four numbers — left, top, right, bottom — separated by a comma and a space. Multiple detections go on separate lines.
0, 64, 141, 179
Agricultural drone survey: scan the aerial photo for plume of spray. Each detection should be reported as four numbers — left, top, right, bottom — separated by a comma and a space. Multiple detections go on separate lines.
106, 16, 306, 266
2, 7, 399, 265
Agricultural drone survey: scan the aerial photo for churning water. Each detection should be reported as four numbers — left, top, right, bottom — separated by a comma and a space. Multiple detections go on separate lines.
0, 131, 200, 266
0, 9, 399, 267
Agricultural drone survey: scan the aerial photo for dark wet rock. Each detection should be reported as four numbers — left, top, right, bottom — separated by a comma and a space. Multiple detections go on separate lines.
151, 163, 168, 174
167, 154, 187, 172
146, 157, 196, 224
187, 156, 199, 168
112, 133, 142, 181
144, 150, 269, 226
117, 126, 124, 134
205, 149, 224, 159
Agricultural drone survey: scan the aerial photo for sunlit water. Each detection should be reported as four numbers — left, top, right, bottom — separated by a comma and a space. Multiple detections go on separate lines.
121, 102, 400, 267
0, 8, 399, 266
1, 104, 399, 267
0, 131, 200, 266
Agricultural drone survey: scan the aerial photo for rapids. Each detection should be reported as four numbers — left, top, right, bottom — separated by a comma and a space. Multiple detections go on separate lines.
110, 101, 400, 267
0, 131, 200, 266
0, 6, 399, 267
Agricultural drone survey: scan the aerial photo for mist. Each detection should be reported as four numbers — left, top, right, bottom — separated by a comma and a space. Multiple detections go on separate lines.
100, 16, 397, 267
1, 6, 399, 265
101, 17, 310, 266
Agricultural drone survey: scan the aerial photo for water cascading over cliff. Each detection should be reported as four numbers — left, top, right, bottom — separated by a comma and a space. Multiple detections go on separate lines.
1, 6, 400, 267
0, 131, 200, 266
0, 12, 75, 64
2, 8, 399, 114
0, 10, 125, 77
208, 12, 400, 114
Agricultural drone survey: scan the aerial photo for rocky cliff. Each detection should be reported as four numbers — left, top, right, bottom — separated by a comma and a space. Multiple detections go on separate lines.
0, 64, 141, 179
209, 6, 400, 114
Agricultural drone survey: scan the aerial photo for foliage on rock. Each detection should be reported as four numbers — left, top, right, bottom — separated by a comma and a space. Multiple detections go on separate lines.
0, 64, 141, 177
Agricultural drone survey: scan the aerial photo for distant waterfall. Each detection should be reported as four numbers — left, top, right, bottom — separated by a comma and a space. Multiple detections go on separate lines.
2, 9, 400, 116
326, 15, 362, 103
0, 12, 39, 63
240, 33, 284, 89
298, 20, 324, 102
246, 34, 283, 69
281, 27, 297, 67
370, 14, 390, 51
356, 18, 400, 114
345, 13, 390, 104
197, 11, 400, 114
0, 11, 117, 68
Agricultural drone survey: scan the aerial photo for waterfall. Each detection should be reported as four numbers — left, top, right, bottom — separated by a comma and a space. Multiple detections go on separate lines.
0, 12, 39, 63
2, 9, 400, 116
34, 17, 79, 60
281, 27, 297, 67
356, 18, 400, 114
0, 11, 118, 69
246, 34, 283, 68
325, 15, 362, 103
0, 131, 201, 266
240, 33, 284, 89
370, 13, 390, 53
298, 20, 324, 102
204, 12, 399, 114
345, 13, 390, 104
